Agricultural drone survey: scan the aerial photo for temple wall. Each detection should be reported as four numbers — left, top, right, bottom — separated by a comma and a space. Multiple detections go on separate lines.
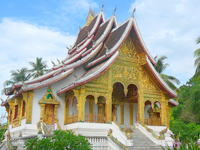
133, 103, 138, 124
144, 105, 151, 119
68, 97, 78, 116
85, 99, 89, 115
117, 104, 121, 124
32, 86, 48, 124
124, 102, 130, 126
93, 103, 98, 115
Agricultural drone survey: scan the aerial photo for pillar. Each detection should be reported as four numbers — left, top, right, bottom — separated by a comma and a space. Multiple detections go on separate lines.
9, 104, 14, 125
77, 87, 86, 122
166, 105, 171, 128
89, 98, 94, 122
39, 104, 45, 122
22, 91, 34, 124
138, 67, 144, 125
64, 98, 69, 124
130, 103, 133, 125
161, 92, 167, 126
113, 105, 117, 121
16, 97, 21, 118
121, 102, 124, 125
106, 69, 112, 123
54, 105, 58, 123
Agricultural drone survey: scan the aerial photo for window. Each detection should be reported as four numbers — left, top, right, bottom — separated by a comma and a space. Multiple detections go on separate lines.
22, 101, 26, 117
10, 110, 12, 122
14, 105, 18, 119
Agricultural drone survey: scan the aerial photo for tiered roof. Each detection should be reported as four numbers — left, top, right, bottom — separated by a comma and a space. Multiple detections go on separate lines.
3, 8, 177, 106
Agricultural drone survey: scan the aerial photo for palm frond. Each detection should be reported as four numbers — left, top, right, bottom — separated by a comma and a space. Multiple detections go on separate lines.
194, 48, 200, 57
196, 36, 200, 44
194, 57, 200, 67
29, 57, 49, 78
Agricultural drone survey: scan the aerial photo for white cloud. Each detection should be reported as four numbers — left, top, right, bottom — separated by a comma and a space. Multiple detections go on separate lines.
59, 0, 98, 17
129, 0, 200, 84
0, 18, 76, 114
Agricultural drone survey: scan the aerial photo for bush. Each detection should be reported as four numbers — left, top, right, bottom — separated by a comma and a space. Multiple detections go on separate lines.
24, 130, 92, 150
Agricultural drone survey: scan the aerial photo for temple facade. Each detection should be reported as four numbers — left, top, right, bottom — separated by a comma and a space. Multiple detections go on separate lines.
1, 7, 178, 149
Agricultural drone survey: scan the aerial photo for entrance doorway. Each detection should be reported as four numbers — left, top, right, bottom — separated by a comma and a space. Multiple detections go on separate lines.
43, 104, 54, 124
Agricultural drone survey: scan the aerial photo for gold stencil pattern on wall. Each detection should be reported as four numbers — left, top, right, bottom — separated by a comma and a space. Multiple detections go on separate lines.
118, 35, 139, 59
141, 70, 159, 91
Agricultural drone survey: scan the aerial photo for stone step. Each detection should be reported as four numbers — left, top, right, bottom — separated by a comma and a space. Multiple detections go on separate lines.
128, 146, 163, 150
131, 129, 156, 147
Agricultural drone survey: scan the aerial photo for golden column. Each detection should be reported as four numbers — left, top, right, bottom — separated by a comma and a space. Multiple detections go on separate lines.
64, 98, 69, 124
16, 96, 22, 118
22, 91, 34, 124
77, 87, 86, 122
130, 103, 133, 125
138, 66, 144, 125
89, 98, 94, 122
161, 92, 167, 126
166, 105, 171, 128
54, 105, 59, 123
106, 69, 112, 123
8, 103, 15, 125
39, 104, 45, 122
121, 102, 124, 124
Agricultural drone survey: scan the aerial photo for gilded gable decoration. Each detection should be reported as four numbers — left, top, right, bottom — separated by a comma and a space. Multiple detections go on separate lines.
139, 53, 146, 65
119, 36, 139, 60
141, 70, 158, 91
38, 86, 60, 105
112, 65, 139, 81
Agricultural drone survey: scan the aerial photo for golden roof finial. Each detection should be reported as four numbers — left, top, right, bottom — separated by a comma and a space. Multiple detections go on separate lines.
132, 5, 136, 17
101, 3, 104, 11
113, 6, 117, 16
79, 26, 82, 30
51, 60, 55, 66
85, 7, 95, 26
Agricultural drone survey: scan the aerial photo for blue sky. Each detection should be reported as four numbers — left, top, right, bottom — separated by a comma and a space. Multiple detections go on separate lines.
0, 0, 200, 118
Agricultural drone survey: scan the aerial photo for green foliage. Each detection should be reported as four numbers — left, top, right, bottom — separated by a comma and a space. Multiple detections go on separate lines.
154, 55, 180, 90
24, 130, 92, 150
170, 76, 200, 141
1, 67, 31, 95
29, 57, 49, 78
194, 36, 200, 75
0, 123, 7, 142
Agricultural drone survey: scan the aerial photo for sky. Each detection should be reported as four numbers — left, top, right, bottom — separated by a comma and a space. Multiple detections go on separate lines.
0, 0, 199, 118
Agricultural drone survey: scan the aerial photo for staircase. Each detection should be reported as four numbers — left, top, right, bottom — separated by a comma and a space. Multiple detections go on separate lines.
128, 129, 162, 150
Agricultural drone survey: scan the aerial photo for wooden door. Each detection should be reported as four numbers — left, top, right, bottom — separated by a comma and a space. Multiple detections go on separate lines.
43, 104, 54, 124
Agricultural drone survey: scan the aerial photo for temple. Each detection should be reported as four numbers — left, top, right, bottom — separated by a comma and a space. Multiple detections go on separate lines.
1, 7, 178, 149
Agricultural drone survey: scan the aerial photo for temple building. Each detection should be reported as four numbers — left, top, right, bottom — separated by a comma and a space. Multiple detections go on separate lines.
1, 7, 178, 149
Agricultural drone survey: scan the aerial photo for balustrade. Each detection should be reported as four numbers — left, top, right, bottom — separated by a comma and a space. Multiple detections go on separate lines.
144, 118, 161, 126
66, 113, 78, 124
85, 113, 106, 123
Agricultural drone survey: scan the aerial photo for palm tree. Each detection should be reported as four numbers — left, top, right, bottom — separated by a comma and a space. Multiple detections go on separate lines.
2, 68, 31, 95
194, 37, 200, 75
154, 55, 180, 90
29, 57, 49, 78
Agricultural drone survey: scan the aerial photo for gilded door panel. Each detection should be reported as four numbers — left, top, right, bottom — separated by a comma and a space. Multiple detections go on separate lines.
43, 104, 54, 124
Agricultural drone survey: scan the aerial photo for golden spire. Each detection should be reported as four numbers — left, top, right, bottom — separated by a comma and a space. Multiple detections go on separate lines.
85, 7, 95, 26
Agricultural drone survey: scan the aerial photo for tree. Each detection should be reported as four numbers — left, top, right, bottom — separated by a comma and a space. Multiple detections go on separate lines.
1, 68, 31, 95
154, 55, 180, 90
194, 36, 200, 76
29, 57, 49, 78
170, 75, 200, 141
24, 130, 92, 150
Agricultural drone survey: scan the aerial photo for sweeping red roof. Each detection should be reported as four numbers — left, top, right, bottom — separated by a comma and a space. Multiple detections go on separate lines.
4, 8, 177, 101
